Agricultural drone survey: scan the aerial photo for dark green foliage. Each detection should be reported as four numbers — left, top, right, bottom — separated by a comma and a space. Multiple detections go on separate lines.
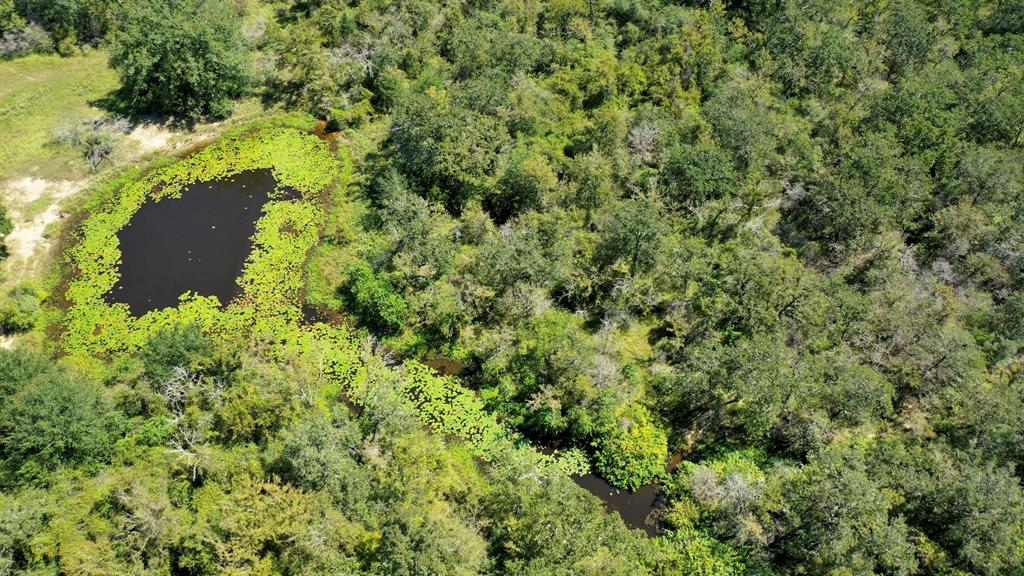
344, 260, 409, 333
387, 89, 510, 213
0, 348, 52, 400
0, 370, 117, 478
774, 445, 919, 575
595, 198, 669, 277
276, 409, 371, 513
108, 0, 249, 119
140, 323, 213, 384
12, 0, 111, 52
662, 143, 737, 207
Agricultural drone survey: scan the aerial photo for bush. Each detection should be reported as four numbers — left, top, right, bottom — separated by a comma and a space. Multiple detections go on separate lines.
53, 117, 128, 172
0, 285, 43, 333
594, 404, 669, 491
344, 260, 409, 333
0, 371, 117, 475
0, 202, 11, 257
140, 323, 214, 384
0, 23, 49, 58
0, 348, 53, 400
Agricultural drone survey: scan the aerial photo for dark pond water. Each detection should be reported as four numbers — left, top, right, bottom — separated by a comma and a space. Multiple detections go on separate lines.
109, 169, 281, 316
573, 474, 662, 536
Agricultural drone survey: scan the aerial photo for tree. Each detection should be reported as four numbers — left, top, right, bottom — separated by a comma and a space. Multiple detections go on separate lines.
275, 409, 371, 514
0, 371, 118, 476
108, 0, 249, 119
0, 348, 54, 400
595, 198, 669, 277
388, 87, 510, 214
662, 142, 737, 209
141, 323, 214, 384
774, 444, 918, 575
488, 147, 559, 223
485, 474, 652, 575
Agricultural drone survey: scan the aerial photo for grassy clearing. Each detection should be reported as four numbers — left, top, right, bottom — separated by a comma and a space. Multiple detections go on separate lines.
0, 51, 118, 182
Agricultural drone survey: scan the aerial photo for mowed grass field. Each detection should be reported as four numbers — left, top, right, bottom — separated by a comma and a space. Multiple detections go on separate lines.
0, 51, 118, 181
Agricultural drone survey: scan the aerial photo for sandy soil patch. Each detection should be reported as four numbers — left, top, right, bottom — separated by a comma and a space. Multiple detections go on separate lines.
2, 176, 84, 279
128, 122, 176, 154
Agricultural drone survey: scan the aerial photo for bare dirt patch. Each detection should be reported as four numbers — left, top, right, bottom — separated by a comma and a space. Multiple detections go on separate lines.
2, 176, 84, 281
127, 122, 176, 154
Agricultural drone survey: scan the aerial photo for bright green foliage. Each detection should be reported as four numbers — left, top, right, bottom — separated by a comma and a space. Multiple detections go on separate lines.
108, 0, 249, 119
344, 260, 409, 333
594, 404, 669, 491
670, 450, 781, 552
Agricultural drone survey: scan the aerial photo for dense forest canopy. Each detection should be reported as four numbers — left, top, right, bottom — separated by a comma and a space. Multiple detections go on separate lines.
1, 0, 1024, 574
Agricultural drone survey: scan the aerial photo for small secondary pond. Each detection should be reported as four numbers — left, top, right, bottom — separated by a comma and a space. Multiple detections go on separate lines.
109, 169, 283, 316
573, 474, 662, 536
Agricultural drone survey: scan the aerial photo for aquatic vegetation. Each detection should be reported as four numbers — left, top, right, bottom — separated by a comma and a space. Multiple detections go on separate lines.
62, 119, 335, 357
60, 116, 585, 478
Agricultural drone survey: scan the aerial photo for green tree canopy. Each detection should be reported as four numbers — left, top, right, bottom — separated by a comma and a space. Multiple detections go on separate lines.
108, 0, 249, 119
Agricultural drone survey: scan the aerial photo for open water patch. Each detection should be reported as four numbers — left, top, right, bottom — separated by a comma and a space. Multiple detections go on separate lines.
573, 473, 662, 536
109, 168, 285, 315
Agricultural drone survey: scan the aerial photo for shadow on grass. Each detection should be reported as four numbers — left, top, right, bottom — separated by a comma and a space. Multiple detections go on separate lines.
89, 91, 201, 131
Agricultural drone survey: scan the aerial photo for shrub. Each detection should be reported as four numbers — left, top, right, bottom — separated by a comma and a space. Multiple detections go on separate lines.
0, 285, 43, 333
140, 323, 214, 383
344, 260, 409, 333
0, 372, 117, 475
0, 23, 49, 58
0, 202, 11, 257
594, 403, 669, 491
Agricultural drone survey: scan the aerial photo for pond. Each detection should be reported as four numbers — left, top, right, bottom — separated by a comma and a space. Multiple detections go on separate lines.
573, 474, 662, 536
109, 169, 282, 315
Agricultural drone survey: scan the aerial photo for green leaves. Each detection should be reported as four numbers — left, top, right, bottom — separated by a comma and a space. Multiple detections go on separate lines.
0, 371, 119, 479
108, 0, 250, 120
344, 260, 409, 334
593, 403, 668, 491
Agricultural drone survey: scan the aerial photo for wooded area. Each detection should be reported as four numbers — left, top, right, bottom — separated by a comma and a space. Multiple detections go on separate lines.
1, 0, 1023, 574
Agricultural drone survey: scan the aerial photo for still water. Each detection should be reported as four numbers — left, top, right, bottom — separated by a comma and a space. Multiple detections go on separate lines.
109, 169, 279, 315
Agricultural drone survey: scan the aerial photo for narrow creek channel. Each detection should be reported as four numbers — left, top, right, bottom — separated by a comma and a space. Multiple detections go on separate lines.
107, 164, 673, 537
109, 169, 282, 315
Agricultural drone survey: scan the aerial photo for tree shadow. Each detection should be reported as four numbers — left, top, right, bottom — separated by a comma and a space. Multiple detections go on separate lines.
90, 91, 199, 131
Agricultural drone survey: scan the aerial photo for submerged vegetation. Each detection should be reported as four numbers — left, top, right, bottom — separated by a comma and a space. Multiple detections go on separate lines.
2, 0, 1024, 574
